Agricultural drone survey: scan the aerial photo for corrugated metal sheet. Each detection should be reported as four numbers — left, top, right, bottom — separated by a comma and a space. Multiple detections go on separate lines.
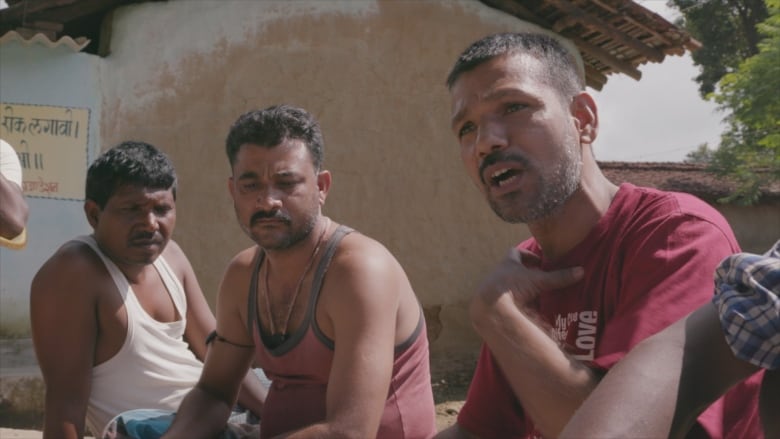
0, 29, 89, 52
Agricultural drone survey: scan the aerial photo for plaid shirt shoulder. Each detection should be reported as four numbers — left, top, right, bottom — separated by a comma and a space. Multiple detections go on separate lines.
712, 239, 780, 370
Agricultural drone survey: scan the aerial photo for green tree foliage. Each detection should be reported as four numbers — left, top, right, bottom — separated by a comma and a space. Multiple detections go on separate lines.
678, 0, 779, 204
671, 0, 768, 97
684, 143, 716, 163
708, 0, 780, 204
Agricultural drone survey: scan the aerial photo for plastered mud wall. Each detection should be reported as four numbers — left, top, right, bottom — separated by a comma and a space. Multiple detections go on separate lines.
98, 0, 541, 366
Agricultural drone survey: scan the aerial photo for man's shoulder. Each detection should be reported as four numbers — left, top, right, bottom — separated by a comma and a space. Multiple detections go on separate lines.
226, 245, 259, 269
586, 184, 740, 258
220, 246, 260, 283
616, 183, 730, 227
333, 227, 399, 269
159, 239, 188, 265
37, 237, 104, 275
31, 237, 109, 300
323, 226, 411, 297
159, 239, 206, 278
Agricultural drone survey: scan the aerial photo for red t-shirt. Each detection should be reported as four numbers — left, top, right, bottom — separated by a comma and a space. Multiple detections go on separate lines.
457, 183, 762, 438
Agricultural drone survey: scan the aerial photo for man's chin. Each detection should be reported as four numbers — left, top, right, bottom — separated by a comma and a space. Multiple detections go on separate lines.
489, 195, 532, 224
495, 211, 529, 224
250, 233, 291, 251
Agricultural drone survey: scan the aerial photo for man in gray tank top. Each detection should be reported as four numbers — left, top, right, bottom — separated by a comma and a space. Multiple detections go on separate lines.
165, 105, 437, 438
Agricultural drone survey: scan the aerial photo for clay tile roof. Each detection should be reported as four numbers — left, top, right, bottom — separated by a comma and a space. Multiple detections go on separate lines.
479, 0, 700, 90
599, 161, 780, 204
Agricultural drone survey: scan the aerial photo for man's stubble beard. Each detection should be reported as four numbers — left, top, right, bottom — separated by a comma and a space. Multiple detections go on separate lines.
490, 138, 582, 224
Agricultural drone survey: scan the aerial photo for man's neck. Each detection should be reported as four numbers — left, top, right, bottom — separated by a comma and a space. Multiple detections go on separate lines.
262, 217, 331, 283
528, 171, 618, 261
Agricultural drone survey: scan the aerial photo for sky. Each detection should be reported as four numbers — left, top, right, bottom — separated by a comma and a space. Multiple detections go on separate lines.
592, 0, 726, 162
0, 0, 724, 162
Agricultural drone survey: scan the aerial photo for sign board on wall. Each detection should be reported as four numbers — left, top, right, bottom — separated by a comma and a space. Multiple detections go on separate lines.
0, 103, 89, 200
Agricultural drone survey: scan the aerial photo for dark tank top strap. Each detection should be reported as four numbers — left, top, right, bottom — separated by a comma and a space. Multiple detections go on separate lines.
309, 225, 354, 349
246, 247, 265, 339
395, 304, 425, 354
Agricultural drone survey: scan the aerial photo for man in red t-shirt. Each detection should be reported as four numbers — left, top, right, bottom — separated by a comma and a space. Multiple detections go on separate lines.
560, 241, 779, 438
436, 32, 761, 439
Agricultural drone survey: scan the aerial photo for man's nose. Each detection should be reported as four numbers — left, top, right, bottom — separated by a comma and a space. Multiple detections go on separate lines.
255, 189, 283, 211
475, 118, 509, 158
140, 211, 160, 231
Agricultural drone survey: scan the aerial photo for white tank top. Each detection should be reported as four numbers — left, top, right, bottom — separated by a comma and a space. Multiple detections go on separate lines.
78, 235, 203, 436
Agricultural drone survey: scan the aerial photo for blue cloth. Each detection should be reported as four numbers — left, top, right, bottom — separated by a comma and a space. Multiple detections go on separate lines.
103, 408, 260, 439
108, 409, 174, 439
713, 240, 780, 370
101, 369, 269, 438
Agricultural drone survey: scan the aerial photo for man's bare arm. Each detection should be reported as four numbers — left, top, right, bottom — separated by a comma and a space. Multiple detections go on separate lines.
168, 241, 267, 415
30, 246, 99, 439
560, 304, 761, 438
0, 172, 28, 239
163, 250, 258, 438
468, 248, 588, 438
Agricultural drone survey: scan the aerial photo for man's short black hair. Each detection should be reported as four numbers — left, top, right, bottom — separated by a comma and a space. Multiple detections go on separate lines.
225, 104, 324, 171
446, 32, 584, 99
86, 141, 177, 208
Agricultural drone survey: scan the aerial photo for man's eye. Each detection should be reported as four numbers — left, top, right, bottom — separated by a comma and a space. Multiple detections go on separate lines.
458, 123, 476, 138
155, 206, 173, 215
277, 180, 298, 189
505, 103, 525, 113
240, 183, 258, 191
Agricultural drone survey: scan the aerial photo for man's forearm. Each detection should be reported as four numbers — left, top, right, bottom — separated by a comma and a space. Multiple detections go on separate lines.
41, 402, 87, 439
0, 174, 28, 239
42, 423, 82, 439
163, 386, 232, 439
472, 298, 599, 437
236, 370, 267, 416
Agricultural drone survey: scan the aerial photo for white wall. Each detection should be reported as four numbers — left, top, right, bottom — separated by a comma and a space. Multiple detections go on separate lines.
0, 42, 99, 338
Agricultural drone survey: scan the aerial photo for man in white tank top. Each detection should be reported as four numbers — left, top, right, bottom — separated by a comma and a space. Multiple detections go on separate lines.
30, 141, 267, 438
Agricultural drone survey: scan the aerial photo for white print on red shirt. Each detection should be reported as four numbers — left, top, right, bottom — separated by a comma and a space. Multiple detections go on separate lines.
551, 310, 599, 361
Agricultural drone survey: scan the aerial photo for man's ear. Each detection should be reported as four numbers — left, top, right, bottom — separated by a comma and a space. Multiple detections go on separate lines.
571, 92, 598, 145
317, 170, 331, 205
227, 176, 237, 201
84, 200, 101, 229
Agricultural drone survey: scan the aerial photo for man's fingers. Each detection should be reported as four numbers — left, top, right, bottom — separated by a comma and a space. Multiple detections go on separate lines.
542, 266, 584, 290
507, 247, 542, 267
505, 247, 582, 289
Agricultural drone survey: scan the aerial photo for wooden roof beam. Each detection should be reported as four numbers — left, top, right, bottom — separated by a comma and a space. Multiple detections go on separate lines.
31, 21, 65, 32
584, 64, 608, 91
0, 0, 79, 22
565, 34, 643, 80
35, 0, 123, 23
589, 0, 677, 47
546, 0, 665, 63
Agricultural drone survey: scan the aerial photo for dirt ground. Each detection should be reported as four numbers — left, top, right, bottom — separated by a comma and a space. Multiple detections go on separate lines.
0, 364, 473, 438
431, 358, 474, 431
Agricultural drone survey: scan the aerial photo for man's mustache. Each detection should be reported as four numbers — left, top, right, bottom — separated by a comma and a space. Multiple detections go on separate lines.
130, 231, 161, 242
479, 151, 530, 185
250, 210, 291, 225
